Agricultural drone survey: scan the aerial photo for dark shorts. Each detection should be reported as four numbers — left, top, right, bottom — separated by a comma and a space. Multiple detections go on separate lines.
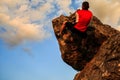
65, 22, 87, 38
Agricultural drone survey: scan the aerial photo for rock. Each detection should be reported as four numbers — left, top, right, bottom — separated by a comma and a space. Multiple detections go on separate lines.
52, 13, 120, 80
74, 33, 120, 80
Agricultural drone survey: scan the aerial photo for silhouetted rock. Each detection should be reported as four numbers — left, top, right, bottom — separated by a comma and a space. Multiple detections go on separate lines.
52, 13, 120, 80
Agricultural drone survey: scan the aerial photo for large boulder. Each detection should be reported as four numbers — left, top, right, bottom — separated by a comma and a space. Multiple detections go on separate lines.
52, 13, 120, 80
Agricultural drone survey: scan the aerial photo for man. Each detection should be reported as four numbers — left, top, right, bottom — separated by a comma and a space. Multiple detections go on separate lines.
60, 1, 93, 38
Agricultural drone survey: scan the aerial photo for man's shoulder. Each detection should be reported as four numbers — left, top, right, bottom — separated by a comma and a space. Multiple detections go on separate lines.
88, 10, 93, 15
77, 9, 83, 11
76, 9, 82, 13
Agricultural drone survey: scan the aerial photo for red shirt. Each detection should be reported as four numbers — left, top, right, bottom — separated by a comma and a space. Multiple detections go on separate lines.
74, 9, 92, 32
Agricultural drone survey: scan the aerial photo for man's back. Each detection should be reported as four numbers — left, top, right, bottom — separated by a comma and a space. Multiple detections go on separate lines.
74, 9, 92, 32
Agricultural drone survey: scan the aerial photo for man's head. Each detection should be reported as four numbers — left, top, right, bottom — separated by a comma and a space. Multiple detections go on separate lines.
82, 1, 89, 10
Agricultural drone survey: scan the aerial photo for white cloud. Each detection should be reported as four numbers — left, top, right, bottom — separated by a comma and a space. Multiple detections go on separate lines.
0, 0, 75, 46
0, 13, 49, 46
56, 0, 72, 14
0, 0, 51, 46
88, 0, 120, 30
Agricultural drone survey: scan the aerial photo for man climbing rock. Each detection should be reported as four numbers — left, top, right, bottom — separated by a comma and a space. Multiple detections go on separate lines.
60, 1, 93, 38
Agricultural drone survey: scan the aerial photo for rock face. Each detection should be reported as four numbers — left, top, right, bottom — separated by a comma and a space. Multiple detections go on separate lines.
52, 13, 120, 80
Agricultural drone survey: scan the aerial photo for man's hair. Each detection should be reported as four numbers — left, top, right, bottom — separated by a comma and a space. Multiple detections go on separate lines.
82, 1, 89, 10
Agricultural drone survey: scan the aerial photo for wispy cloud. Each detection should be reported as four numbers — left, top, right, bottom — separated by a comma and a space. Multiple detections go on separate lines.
23, 47, 33, 57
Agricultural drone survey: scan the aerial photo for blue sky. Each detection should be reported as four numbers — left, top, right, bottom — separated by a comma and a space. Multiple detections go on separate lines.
0, 36, 76, 80
0, 0, 120, 80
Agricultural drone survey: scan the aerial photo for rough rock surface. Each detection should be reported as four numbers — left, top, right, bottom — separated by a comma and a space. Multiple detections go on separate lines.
52, 13, 120, 80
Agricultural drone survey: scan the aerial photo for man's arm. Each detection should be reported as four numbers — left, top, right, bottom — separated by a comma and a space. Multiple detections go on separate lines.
75, 12, 79, 23
60, 21, 67, 34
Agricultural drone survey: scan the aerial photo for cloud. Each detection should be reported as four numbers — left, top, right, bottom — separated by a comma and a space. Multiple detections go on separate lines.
0, 0, 75, 46
88, 0, 120, 30
0, 13, 49, 46
0, 0, 52, 46
23, 47, 33, 57
56, 0, 73, 14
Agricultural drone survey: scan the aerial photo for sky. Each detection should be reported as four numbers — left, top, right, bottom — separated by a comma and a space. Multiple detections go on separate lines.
0, 0, 120, 80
